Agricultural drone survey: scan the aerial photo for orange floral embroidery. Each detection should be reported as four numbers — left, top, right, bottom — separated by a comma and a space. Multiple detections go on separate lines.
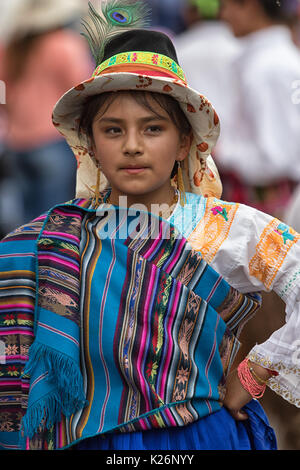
249, 219, 300, 289
188, 199, 239, 263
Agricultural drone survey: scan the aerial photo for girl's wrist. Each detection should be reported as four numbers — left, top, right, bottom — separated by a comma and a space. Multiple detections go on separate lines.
237, 358, 270, 399
247, 360, 273, 383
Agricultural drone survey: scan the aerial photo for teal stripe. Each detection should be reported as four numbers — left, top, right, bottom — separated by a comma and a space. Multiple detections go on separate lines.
194, 307, 226, 404
0, 431, 20, 450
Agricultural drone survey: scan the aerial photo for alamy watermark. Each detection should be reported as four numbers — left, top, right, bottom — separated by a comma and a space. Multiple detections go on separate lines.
94, 196, 198, 245
0, 339, 5, 364
0, 80, 6, 104
291, 80, 300, 105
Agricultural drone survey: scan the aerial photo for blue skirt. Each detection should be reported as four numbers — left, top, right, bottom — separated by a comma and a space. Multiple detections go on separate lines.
73, 400, 277, 451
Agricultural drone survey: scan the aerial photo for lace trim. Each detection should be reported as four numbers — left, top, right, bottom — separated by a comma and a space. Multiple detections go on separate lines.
248, 351, 300, 408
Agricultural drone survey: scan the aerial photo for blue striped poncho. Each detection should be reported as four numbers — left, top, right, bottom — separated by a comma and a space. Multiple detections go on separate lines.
0, 198, 261, 450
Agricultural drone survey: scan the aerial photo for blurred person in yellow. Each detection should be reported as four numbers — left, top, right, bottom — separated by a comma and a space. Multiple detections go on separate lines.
175, 0, 241, 143
215, 0, 300, 218
0, 0, 93, 232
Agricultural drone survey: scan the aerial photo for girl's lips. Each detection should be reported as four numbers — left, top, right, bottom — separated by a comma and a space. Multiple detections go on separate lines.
122, 167, 147, 174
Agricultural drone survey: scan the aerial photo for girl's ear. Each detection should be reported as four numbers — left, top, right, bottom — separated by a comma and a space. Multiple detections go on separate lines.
177, 132, 193, 162
89, 138, 97, 162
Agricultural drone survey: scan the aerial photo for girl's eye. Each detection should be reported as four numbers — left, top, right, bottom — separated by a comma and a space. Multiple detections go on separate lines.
105, 127, 122, 135
146, 125, 162, 134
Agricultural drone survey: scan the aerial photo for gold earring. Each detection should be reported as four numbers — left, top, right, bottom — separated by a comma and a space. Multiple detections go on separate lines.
177, 161, 186, 206
93, 166, 101, 207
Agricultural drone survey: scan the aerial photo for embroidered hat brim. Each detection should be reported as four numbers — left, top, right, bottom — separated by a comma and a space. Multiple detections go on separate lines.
52, 30, 222, 199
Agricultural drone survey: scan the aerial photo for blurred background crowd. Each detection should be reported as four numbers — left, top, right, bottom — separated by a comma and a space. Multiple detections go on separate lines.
0, 0, 300, 450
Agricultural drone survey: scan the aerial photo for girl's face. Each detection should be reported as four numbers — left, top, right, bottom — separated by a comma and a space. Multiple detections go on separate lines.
91, 92, 192, 208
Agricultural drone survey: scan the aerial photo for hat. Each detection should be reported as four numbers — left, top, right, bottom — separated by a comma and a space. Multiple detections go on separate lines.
7, 0, 86, 40
52, 1, 222, 200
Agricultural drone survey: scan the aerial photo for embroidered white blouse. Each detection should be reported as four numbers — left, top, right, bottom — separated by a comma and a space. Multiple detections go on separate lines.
169, 192, 300, 408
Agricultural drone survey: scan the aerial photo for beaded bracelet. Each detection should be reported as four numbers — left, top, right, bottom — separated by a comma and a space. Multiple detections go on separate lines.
248, 364, 269, 385
237, 358, 267, 399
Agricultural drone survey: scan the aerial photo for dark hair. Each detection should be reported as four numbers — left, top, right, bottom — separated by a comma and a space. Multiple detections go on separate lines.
3, 33, 41, 82
3, 28, 60, 83
78, 90, 192, 142
233, 0, 296, 23
260, 0, 297, 21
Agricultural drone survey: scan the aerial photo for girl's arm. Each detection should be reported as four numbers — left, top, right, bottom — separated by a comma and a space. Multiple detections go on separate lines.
188, 198, 300, 412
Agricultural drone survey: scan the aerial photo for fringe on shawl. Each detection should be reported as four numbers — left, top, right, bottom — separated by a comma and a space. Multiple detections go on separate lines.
21, 342, 87, 439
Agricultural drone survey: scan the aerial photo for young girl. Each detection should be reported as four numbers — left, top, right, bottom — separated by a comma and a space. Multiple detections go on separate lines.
0, 2, 299, 451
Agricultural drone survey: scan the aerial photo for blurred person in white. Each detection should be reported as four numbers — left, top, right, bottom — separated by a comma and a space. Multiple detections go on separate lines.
215, 0, 300, 218
175, 0, 241, 141
0, 0, 93, 231
285, 184, 300, 232
284, 5, 300, 235
214, 0, 300, 450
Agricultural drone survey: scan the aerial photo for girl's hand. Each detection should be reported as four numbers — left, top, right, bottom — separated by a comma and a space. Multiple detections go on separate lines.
223, 361, 271, 421
223, 367, 252, 421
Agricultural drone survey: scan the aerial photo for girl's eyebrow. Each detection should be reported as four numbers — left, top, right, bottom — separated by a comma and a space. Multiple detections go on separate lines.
97, 115, 169, 124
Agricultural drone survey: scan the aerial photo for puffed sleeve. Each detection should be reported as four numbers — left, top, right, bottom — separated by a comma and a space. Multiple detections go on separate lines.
245, 209, 300, 407
188, 198, 300, 407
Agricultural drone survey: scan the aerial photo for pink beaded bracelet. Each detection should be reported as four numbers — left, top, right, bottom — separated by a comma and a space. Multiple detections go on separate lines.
237, 358, 266, 399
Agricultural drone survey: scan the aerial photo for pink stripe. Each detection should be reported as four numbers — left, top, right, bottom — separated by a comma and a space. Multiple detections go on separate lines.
3, 355, 28, 361
0, 381, 31, 390
56, 419, 63, 449
38, 321, 79, 347
165, 238, 186, 274
159, 282, 181, 396
0, 253, 35, 258
0, 303, 34, 310
0, 330, 34, 336
53, 208, 83, 219
206, 276, 222, 303
0, 380, 24, 386
139, 418, 148, 431
136, 265, 157, 412
0, 442, 20, 450
38, 254, 79, 272
42, 230, 80, 243
143, 223, 163, 259
205, 399, 212, 413
59, 421, 63, 448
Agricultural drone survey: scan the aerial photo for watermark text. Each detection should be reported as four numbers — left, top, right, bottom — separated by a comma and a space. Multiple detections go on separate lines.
0, 80, 6, 104
291, 80, 300, 105
0, 340, 5, 364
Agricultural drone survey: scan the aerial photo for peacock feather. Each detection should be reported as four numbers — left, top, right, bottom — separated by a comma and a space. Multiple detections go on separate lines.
81, 0, 151, 66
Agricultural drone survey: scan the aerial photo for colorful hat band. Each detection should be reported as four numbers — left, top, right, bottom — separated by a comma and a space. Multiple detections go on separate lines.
93, 51, 187, 83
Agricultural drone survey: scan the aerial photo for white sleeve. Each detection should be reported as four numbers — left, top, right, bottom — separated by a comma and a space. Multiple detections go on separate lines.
190, 200, 300, 406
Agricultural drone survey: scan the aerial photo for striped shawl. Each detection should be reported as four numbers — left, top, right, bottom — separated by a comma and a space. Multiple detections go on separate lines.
0, 199, 261, 449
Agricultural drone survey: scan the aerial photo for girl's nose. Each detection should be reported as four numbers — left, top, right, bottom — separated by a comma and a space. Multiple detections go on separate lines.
123, 130, 143, 156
